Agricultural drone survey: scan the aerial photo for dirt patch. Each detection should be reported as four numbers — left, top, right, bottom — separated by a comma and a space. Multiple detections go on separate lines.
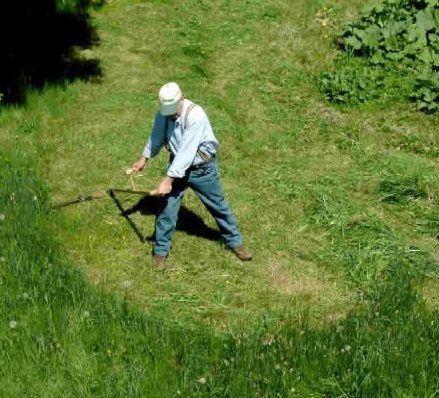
269, 260, 320, 296
268, 259, 353, 322
315, 103, 342, 124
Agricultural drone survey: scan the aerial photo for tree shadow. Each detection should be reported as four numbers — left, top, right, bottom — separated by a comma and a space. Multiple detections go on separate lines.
1, 0, 104, 105
120, 195, 221, 243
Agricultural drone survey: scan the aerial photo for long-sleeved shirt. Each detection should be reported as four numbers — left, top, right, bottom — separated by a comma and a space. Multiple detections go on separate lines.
142, 99, 219, 178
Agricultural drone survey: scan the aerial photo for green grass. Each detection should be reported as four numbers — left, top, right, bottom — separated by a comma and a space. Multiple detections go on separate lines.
1, 0, 439, 396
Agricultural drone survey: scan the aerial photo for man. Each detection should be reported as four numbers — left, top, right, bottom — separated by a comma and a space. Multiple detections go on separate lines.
132, 82, 252, 270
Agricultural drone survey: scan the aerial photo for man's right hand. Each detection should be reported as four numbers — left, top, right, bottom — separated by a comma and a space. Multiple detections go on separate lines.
132, 156, 148, 173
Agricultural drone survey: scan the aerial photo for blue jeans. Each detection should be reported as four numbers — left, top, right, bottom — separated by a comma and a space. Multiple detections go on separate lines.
153, 159, 243, 256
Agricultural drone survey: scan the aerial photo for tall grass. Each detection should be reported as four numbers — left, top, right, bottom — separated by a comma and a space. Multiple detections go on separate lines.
1, 0, 439, 396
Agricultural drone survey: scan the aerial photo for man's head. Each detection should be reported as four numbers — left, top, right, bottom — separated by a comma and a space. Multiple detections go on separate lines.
158, 82, 182, 116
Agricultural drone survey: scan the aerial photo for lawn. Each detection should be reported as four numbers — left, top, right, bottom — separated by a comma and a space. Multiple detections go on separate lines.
1, 0, 439, 396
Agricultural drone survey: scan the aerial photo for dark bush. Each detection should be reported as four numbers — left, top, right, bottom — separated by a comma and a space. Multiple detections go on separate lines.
0, 0, 104, 104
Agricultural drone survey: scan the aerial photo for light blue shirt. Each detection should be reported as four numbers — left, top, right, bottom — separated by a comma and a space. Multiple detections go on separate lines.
142, 99, 219, 178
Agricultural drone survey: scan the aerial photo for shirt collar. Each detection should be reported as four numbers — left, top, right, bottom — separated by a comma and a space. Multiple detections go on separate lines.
174, 99, 192, 126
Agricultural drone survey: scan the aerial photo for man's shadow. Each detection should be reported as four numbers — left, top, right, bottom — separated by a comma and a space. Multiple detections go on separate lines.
109, 192, 221, 243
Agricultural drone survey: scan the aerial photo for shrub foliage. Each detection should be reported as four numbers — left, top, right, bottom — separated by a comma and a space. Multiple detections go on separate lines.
320, 0, 439, 112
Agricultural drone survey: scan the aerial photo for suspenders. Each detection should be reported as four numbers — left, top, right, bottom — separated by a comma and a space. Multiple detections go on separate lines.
184, 103, 197, 129
164, 103, 197, 151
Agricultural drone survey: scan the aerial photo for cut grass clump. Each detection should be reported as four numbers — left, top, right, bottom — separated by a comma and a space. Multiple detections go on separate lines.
379, 176, 429, 204
315, 211, 438, 286
1, 0, 439, 396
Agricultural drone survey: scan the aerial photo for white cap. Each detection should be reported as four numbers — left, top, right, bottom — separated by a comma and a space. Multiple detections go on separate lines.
158, 82, 182, 116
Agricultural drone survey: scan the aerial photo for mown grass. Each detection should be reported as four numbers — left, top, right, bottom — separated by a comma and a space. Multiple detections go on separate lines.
1, 159, 439, 396
1, 0, 439, 396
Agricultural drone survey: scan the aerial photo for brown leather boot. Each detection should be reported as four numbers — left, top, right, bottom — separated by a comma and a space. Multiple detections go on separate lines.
153, 255, 167, 271
230, 245, 253, 261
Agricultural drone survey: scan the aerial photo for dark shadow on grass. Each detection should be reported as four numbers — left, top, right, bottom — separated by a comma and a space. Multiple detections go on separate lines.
0, 0, 104, 105
109, 191, 145, 243
121, 195, 221, 242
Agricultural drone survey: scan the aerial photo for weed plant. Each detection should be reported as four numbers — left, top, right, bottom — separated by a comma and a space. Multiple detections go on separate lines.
320, 0, 439, 112
1, 0, 439, 396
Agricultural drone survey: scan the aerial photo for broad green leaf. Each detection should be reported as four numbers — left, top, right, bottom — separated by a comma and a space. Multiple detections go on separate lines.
432, 51, 439, 67
418, 65, 433, 78
361, 2, 383, 16
381, 21, 406, 40
384, 36, 401, 51
385, 51, 405, 60
371, 51, 385, 64
424, 91, 435, 102
353, 27, 367, 41
417, 47, 433, 63
345, 35, 363, 50
426, 0, 439, 7
406, 25, 427, 46
416, 10, 436, 32
428, 32, 438, 43
363, 25, 382, 48
434, 9, 439, 28
403, 43, 424, 60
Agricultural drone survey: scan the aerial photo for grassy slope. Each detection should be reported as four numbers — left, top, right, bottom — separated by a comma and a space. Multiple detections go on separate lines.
2, 0, 438, 332
1, 1, 439, 396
